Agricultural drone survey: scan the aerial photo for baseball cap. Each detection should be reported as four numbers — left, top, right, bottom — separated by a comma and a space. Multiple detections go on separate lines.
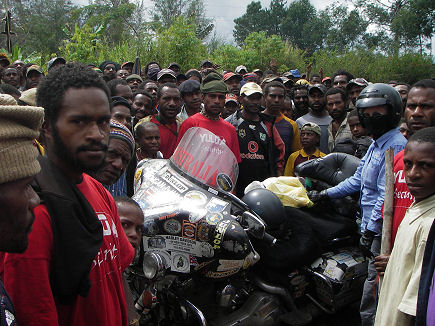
26, 65, 44, 76
261, 75, 283, 86
126, 74, 143, 83
225, 93, 238, 104
47, 57, 66, 71
347, 78, 369, 89
168, 62, 181, 70
223, 72, 242, 82
308, 84, 327, 94
240, 82, 263, 96
235, 65, 247, 74
302, 122, 321, 136
121, 61, 134, 68
290, 69, 301, 78
200, 59, 213, 68
322, 77, 331, 83
157, 68, 176, 81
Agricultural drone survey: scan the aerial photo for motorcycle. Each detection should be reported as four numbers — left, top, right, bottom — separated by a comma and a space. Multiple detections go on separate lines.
130, 127, 367, 325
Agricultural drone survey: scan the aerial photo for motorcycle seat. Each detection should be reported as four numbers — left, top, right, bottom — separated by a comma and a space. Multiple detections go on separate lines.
295, 152, 360, 186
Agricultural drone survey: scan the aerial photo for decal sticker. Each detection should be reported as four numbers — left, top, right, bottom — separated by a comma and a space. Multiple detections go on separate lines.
182, 221, 197, 240
184, 190, 208, 206
207, 187, 218, 195
216, 173, 233, 192
206, 197, 228, 213
205, 269, 239, 279
162, 171, 189, 193
194, 260, 214, 271
143, 220, 159, 236
171, 251, 190, 273
217, 259, 245, 272
206, 212, 224, 225
143, 235, 214, 257
158, 213, 178, 221
197, 223, 210, 242
189, 255, 199, 266
188, 208, 207, 223
163, 219, 181, 235
213, 219, 231, 250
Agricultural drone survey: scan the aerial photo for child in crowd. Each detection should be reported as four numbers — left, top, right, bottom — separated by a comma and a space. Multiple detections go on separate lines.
115, 197, 144, 250
375, 127, 435, 326
284, 122, 326, 176
347, 109, 372, 158
135, 121, 163, 162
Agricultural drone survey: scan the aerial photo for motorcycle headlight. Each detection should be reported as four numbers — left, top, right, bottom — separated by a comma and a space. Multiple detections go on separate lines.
143, 252, 165, 280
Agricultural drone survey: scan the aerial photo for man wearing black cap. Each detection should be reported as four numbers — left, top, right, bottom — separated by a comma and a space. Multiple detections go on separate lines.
47, 57, 66, 71
200, 59, 214, 72
25, 65, 44, 90
177, 72, 241, 162
99, 61, 121, 81
224, 72, 242, 96
296, 84, 332, 154
347, 78, 369, 107
178, 79, 202, 121
168, 63, 181, 74
157, 69, 176, 85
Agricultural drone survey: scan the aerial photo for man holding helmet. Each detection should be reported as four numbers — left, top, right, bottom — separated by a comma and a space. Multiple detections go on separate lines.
309, 84, 407, 326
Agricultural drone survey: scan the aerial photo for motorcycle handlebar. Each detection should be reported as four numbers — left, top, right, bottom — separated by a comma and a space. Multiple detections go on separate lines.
263, 232, 277, 247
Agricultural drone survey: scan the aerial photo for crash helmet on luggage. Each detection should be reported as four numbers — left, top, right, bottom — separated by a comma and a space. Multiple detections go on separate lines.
242, 188, 286, 233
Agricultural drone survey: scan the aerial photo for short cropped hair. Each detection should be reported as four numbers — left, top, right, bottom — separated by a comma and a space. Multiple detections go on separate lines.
37, 62, 110, 124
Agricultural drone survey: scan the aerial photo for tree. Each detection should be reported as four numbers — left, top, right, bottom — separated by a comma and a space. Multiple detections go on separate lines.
6, 0, 76, 57
150, 0, 214, 39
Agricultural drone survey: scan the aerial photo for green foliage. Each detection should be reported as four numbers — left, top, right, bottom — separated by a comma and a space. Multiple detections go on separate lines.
153, 16, 208, 70
311, 49, 434, 84
60, 24, 105, 64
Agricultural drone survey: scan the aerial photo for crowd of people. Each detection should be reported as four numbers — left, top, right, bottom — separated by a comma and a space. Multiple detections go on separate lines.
0, 51, 433, 326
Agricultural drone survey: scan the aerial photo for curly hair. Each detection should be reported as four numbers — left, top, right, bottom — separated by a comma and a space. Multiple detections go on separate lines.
37, 62, 110, 124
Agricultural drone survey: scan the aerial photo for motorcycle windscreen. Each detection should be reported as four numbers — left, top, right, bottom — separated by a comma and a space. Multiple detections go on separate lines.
170, 127, 239, 192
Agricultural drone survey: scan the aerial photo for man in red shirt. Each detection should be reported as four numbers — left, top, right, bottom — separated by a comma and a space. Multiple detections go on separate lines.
1, 63, 134, 326
375, 79, 435, 275
177, 72, 241, 163
136, 83, 182, 158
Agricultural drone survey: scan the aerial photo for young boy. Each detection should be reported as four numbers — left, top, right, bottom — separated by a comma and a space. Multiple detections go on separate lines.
115, 197, 144, 251
135, 121, 163, 162
284, 122, 326, 176
375, 127, 435, 326
347, 109, 372, 158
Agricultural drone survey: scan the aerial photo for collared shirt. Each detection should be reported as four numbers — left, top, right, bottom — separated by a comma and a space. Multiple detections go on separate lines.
327, 127, 406, 234
104, 172, 127, 197
375, 194, 435, 326
327, 113, 353, 152
284, 148, 326, 177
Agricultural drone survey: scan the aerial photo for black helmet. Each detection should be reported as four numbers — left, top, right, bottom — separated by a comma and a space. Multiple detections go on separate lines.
356, 83, 403, 126
242, 188, 286, 233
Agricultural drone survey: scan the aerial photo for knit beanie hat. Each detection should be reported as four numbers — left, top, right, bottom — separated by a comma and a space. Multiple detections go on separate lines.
200, 72, 228, 94
0, 94, 17, 105
19, 88, 37, 106
109, 120, 135, 154
0, 105, 44, 183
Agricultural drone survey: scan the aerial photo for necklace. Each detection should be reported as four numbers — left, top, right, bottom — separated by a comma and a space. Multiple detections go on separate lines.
201, 109, 220, 121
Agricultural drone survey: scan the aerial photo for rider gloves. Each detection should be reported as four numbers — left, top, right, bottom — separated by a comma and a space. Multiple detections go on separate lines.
359, 229, 376, 259
307, 190, 328, 202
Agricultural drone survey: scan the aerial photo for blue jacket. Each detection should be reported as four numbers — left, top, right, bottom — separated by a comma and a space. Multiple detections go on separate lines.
327, 128, 406, 234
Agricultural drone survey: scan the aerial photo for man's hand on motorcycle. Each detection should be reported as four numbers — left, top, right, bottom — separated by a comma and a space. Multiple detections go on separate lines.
359, 229, 376, 259
374, 254, 390, 276
307, 190, 328, 202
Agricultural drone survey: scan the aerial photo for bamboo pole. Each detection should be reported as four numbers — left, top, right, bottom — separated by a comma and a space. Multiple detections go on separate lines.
379, 147, 395, 289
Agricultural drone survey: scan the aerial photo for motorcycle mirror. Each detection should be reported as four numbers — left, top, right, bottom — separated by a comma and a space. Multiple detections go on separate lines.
241, 211, 266, 239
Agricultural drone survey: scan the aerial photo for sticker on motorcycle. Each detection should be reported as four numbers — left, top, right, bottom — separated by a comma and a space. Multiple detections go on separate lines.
143, 235, 214, 257
197, 223, 210, 241
182, 221, 197, 240
188, 208, 208, 223
184, 190, 208, 206
206, 197, 228, 213
217, 259, 244, 272
162, 171, 189, 193
205, 269, 240, 279
143, 220, 160, 236
206, 212, 224, 225
163, 219, 181, 235
171, 251, 190, 273
213, 219, 231, 250
216, 173, 233, 192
